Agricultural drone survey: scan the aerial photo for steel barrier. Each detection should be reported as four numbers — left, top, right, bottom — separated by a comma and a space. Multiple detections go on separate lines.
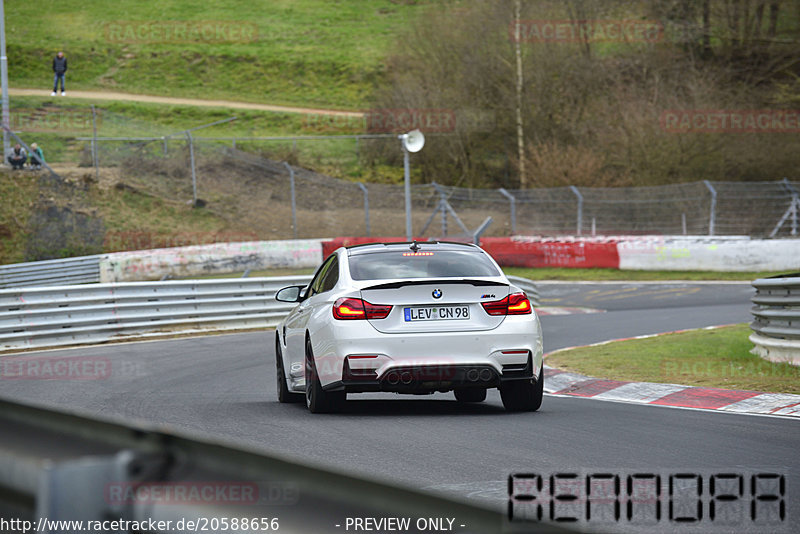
507, 275, 541, 305
0, 255, 100, 289
750, 275, 800, 364
0, 276, 312, 351
0, 398, 567, 534
0, 274, 540, 351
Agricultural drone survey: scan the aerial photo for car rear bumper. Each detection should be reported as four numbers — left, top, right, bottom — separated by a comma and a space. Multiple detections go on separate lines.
328, 352, 539, 394
311, 315, 543, 392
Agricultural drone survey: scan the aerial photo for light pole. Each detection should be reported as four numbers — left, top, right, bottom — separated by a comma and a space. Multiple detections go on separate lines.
398, 129, 424, 241
0, 0, 10, 157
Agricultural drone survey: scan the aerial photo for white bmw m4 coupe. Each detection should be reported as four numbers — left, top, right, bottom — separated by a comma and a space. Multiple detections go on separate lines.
274, 241, 543, 413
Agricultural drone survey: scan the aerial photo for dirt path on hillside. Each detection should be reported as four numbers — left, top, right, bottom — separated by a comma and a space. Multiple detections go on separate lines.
9, 88, 364, 117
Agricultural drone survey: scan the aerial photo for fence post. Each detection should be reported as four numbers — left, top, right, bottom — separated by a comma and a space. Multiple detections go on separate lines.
186, 132, 198, 206
162, 136, 168, 156
91, 105, 99, 182
569, 185, 583, 236
783, 178, 798, 236
283, 162, 297, 239
498, 188, 517, 235
357, 182, 370, 236
473, 217, 493, 245
703, 180, 717, 236
771, 178, 800, 238
432, 182, 448, 236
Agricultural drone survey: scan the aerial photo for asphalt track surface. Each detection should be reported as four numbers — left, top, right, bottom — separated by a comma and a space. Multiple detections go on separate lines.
1, 282, 798, 533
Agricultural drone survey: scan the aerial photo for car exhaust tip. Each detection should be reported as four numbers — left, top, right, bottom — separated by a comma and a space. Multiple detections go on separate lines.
466, 369, 480, 382
386, 372, 400, 385
400, 372, 413, 385
479, 369, 493, 381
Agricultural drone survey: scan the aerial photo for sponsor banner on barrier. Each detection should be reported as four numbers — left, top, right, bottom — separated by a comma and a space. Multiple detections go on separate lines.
322, 237, 621, 269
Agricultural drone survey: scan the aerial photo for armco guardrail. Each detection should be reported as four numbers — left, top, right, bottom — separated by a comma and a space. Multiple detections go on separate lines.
507, 275, 541, 306
750, 275, 800, 365
0, 255, 100, 289
0, 276, 312, 351
0, 398, 566, 534
0, 274, 540, 351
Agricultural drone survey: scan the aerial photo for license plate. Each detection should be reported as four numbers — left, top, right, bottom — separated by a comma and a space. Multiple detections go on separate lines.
403, 306, 470, 322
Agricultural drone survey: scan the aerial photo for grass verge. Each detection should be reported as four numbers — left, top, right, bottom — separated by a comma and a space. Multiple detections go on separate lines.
546, 324, 800, 395
7, 0, 429, 109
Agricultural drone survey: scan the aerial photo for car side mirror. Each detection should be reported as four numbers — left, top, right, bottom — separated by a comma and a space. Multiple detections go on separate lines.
275, 285, 305, 303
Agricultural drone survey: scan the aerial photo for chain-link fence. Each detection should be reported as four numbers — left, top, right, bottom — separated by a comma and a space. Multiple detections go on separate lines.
79, 136, 799, 240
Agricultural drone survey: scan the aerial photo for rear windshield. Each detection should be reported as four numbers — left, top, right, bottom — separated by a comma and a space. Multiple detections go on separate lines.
348, 250, 501, 280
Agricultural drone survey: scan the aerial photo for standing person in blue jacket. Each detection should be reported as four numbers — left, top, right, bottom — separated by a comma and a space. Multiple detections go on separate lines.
51, 51, 67, 96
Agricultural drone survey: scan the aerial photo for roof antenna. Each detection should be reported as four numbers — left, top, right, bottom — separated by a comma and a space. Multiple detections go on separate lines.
410, 241, 420, 252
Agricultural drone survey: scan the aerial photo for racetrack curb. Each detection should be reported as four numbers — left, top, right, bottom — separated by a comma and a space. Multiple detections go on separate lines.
543, 327, 800, 419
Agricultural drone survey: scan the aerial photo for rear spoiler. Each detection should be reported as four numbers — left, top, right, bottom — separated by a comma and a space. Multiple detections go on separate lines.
362, 279, 508, 291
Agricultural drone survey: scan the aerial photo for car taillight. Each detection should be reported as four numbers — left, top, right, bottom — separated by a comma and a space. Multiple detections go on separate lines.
481, 293, 532, 316
333, 298, 392, 320
508, 292, 532, 314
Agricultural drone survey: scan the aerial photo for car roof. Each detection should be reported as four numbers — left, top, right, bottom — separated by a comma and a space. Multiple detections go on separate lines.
345, 241, 481, 256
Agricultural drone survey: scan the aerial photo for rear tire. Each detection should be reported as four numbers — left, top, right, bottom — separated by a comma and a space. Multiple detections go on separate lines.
500, 372, 544, 412
276, 336, 303, 404
305, 337, 345, 413
454, 388, 487, 403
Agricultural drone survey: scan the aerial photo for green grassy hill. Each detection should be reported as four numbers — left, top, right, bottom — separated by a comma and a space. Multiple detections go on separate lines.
7, 0, 430, 109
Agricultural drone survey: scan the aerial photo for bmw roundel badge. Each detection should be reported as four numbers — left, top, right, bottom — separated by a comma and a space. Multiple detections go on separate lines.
432, 289, 442, 299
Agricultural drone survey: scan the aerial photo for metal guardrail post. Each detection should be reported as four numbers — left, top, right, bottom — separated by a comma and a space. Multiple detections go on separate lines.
703, 180, 717, 236
569, 185, 583, 236
357, 182, 370, 236
283, 162, 298, 239
498, 188, 517, 235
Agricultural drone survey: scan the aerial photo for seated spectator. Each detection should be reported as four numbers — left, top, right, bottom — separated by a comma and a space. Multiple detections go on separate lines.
28, 143, 44, 170
7, 144, 26, 170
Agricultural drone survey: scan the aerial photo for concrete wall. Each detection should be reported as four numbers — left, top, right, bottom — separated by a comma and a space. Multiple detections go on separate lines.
95, 235, 800, 282
99, 240, 323, 282
617, 236, 800, 272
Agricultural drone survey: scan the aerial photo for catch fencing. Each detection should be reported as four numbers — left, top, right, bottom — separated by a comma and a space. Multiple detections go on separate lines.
78, 136, 799, 240
750, 275, 800, 365
0, 274, 540, 351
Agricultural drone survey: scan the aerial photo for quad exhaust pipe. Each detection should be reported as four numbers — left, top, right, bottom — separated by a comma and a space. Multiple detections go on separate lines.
386, 372, 400, 385
400, 372, 413, 385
